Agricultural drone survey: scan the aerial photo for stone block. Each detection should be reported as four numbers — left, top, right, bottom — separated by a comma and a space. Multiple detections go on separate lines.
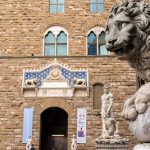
96, 144, 128, 150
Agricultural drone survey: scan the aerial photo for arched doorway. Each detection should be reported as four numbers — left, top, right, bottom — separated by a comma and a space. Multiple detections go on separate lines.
40, 107, 68, 150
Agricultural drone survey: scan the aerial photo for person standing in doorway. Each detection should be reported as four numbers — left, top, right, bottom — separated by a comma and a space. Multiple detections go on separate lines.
30, 144, 35, 150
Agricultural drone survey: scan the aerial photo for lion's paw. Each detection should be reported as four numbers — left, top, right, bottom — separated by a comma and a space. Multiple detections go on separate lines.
135, 102, 148, 114
123, 106, 138, 121
122, 96, 138, 121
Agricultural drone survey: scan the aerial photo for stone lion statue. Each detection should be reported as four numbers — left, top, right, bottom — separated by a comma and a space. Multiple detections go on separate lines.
105, 0, 150, 120
74, 78, 86, 86
25, 78, 37, 87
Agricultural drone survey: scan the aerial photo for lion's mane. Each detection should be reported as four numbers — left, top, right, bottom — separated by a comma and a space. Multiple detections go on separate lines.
109, 0, 150, 49
108, 0, 150, 82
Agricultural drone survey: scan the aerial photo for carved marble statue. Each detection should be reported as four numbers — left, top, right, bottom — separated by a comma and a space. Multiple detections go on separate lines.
71, 134, 77, 150
96, 84, 128, 144
101, 84, 117, 138
105, 0, 150, 121
105, 0, 150, 147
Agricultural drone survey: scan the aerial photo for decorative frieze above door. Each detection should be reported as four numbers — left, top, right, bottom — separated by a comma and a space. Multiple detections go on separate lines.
22, 59, 89, 97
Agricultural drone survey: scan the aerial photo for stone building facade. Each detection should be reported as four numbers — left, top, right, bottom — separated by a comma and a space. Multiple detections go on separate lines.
0, 0, 139, 150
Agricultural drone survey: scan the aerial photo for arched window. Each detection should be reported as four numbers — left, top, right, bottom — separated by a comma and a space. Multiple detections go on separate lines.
93, 83, 104, 109
87, 27, 108, 56
45, 32, 55, 56
57, 32, 67, 55
88, 32, 97, 55
49, 0, 65, 14
98, 32, 108, 55
90, 0, 104, 13
44, 26, 68, 56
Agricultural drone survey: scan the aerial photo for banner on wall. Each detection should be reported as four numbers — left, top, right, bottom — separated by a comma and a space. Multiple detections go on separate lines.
22, 108, 33, 143
77, 108, 86, 143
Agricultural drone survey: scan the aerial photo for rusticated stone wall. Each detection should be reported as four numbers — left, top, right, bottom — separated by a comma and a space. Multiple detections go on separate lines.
0, 57, 138, 150
0, 0, 139, 149
0, 0, 117, 56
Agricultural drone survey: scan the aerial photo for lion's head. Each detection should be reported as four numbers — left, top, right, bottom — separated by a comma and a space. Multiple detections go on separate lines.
105, 0, 150, 58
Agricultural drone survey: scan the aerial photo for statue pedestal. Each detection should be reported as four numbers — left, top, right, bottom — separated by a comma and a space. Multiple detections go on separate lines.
96, 144, 128, 150
95, 136, 129, 150
134, 143, 150, 150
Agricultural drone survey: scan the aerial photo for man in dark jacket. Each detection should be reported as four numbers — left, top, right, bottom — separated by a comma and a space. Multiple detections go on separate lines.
30, 144, 35, 150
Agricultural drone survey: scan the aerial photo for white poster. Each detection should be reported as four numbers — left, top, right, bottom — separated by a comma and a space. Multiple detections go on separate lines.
77, 108, 86, 143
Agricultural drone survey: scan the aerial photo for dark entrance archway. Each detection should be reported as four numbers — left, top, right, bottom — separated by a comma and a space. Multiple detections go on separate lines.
40, 107, 68, 150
